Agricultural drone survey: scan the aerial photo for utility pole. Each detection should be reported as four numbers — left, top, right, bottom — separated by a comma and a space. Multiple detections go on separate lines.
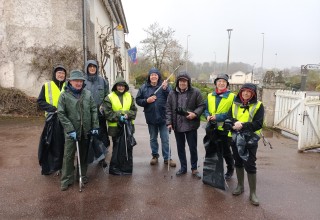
261, 33, 264, 78
186, 35, 190, 72
226, 29, 233, 74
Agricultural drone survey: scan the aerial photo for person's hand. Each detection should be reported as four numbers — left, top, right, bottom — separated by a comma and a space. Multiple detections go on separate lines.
120, 115, 126, 122
232, 121, 243, 130
186, 112, 197, 120
167, 124, 173, 132
147, 95, 157, 103
162, 80, 168, 90
99, 105, 105, 115
91, 128, 99, 136
207, 115, 216, 121
68, 131, 77, 141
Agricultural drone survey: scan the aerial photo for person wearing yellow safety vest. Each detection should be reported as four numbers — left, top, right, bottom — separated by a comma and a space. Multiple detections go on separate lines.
37, 64, 66, 176
227, 83, 264, 206
203, 73, 235, 181
101, 77, 137, 175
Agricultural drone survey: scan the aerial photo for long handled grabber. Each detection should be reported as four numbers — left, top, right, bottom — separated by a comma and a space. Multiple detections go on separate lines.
260, 132, 273, 149
76, 140, 84, 192
168, 128, 172, 171
153, 63, 183, 95
124, 121, 128, 161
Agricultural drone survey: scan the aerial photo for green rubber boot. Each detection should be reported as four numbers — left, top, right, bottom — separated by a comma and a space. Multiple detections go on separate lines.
232, 167, 244, 195
247, 173, 259, 206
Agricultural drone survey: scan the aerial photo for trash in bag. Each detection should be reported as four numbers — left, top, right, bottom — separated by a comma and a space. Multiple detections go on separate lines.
38, 112, 56, 165
38, 112, 64, 175
111, 120, 136, 174
232, 131, 260, 161
202, 130, 226, 190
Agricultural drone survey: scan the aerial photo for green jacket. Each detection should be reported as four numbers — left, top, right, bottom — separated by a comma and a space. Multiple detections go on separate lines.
101, 77, 137, 137
57, 85, 99, 139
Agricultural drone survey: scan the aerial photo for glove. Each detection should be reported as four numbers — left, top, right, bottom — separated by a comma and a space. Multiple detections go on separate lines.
91, 128, 99, 136
119, 115, 126, 122
68, 131, 77, 141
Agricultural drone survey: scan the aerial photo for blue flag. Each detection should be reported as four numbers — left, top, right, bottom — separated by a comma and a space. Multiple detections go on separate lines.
128, 47, 137, 64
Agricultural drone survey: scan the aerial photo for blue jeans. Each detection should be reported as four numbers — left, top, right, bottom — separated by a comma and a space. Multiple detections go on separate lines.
147, 123, 169, 160
174, 129, 198, 172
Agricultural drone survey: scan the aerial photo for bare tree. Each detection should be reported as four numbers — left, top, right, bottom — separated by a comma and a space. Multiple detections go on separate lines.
140, 23, 183, 72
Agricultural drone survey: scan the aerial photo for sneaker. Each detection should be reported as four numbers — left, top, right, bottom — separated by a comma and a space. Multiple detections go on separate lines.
150, 156, 158, 165
164, 159, 176, 167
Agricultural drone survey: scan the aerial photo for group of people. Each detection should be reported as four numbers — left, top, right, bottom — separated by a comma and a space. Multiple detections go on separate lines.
37, 64, 264, 206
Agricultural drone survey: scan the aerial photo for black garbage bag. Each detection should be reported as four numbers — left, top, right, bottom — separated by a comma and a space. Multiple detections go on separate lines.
232, 131, 260, 161
87, 134, 107, 164
202, 127, 226, 190
38, 112, 64, 175
111, 120, 136, 174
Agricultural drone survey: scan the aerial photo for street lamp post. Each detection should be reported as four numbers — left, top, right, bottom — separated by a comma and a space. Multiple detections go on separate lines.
186, 35, 191, 72
261, 33, 264, 77
274, 53, 278, 70
252, 63, 256, 83
226, 29, 233, 74
213, 51, 216, 74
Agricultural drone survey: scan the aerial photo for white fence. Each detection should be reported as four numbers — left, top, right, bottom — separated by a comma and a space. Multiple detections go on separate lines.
274, 90, 320, 151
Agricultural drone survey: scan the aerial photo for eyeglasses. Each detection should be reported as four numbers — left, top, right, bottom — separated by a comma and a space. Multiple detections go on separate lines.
88, 65, 96, 68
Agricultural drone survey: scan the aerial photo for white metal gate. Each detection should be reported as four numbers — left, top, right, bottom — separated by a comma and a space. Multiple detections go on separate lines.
274, 90, 320, 151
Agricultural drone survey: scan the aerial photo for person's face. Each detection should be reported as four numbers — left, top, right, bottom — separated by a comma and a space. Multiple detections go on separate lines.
216, 79, 227, 91
70, 79, 84, 90
55, 71, 66, 82
116, 84, 125, 93
178, 79, 188, 91
88, 64, 97, 75
149, 73, 159, 84
241, 89, 253, 100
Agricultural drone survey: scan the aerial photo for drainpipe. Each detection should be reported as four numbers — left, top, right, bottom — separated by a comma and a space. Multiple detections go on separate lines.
82, 0, 87, 68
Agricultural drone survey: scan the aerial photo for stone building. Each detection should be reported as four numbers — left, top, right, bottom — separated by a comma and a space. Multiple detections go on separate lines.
0, 0, 130, 97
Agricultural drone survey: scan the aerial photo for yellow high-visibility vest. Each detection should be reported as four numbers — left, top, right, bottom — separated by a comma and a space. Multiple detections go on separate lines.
44, 81, 65, 115
232, 101, 262, 135
108, 92, 134, 127
208, 92, 235, 131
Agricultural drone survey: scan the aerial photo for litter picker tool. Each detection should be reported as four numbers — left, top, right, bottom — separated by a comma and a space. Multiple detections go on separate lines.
260, 132, 272, 149
76, 140, 84, 192
153, 63, 183, 95
124, 121, 128, 161
167, 127, 172, 171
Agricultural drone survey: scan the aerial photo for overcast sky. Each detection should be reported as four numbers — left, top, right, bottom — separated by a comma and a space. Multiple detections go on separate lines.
122, 0, 320, 69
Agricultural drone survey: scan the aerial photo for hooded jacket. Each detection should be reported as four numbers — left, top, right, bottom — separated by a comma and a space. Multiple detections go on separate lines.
84, 60, 109, 107
227, 83, 264, 133
102, 77, 137, 137
136, 68, 171, 125
37, 65, 67, 113
57, 82, 99, 139
166, 72, 205, 132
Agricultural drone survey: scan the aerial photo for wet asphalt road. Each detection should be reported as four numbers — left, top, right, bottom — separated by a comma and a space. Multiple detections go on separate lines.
1, 88, 320, 219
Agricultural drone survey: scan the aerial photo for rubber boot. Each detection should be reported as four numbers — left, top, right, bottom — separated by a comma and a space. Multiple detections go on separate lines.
247, 173, 259, 206
232, 167, 244, 195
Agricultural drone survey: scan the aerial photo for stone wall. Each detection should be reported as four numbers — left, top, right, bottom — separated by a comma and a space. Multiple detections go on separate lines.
0, 0, 83, 97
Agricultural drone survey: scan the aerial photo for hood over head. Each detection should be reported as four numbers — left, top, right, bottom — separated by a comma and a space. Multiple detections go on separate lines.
236, 83, 258, 104
85, 60, 99, 75
111, 77, 129, 92
175, 71, 191, 89
52, 64, 67, 82
147, 67, 161, 83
